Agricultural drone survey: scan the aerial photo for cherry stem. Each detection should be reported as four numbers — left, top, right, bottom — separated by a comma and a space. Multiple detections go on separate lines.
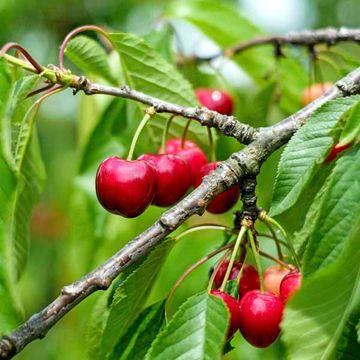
259, 250, 292, 269
160, 115, 176, 154
263, 215, 300, 268
256, 232, 289, 248
207, 249, 232, 293
234, 250, 248, 284
126, 107, 156, 161
248, 228, 264, 292
174, 224, 233, 242
219, 225, 247, 292
181, 118, 192, 149
58, 25, 110, 70
1, 42, 43, 73
262, 221, 284, 260
166, 243, 234, 311
207, 127, 216, 162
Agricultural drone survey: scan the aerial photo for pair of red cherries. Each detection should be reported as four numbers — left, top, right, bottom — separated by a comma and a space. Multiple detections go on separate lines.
96, 88, 237, 217
211, 260, 301, 348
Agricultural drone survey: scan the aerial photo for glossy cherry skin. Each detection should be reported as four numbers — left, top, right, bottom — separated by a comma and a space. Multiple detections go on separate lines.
138, 153, 191, 207
196, 88, 233, 116
194, 162, 240, 214
325, 142, 351, 162
302, 82, 333, 106
211, 290, 241, 338
263, 265, 291, 295
160, 138, 208, 184
95, 157, 156, 218
214, 261, 260, 297
238, 290, 284, 348
280, 270, 302, 302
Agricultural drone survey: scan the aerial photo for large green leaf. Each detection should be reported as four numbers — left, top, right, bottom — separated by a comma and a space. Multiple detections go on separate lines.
88, 239, 173, 359
282, 220, 360, 360
146, 292, 229, 360
302, 146, 360, 275
65, 35, 117, 84
338, 101, 360, 146
109, 301, 166, 360
270, 96, 360, 217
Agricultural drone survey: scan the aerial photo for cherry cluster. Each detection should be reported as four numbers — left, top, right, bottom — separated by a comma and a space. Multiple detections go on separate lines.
211, 260, 302, 347
95, 88, 238, 218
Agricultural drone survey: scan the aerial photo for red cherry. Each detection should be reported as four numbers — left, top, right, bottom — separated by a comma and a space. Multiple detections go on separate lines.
138, 154, 191, 207
196, 88, 233, 116
210, 290, 241, 338
302, 82, 333, 106
95, 157, 156, 218
213, 261, 260, 297
263, 265, 290, 295
161, 138, 208, 184
325, 142, 351, 162
280, 270, 302, 302
238, 290, 284, 348
194, 162, 240, 214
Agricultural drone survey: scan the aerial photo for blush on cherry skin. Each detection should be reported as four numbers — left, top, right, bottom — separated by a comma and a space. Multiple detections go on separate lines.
196, 88, 234, 116
238, 290, 284, 348
302, 82, 333, 106
280, 270, 302, 302
213, 261, 260, 297
325, 142, 351, 162
194, 162, 240, 214
210, 290, 241, 338
160, 138, 208, 185
95, 156, 156, 218
138, 153, 191, 207
263, 265, 291, 295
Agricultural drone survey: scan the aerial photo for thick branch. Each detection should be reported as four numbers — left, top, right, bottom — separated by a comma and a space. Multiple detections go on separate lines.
1, 66, 360, 359
177, 27, 360, 64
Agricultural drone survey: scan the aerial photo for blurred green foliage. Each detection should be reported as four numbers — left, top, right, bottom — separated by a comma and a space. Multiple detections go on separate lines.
0, 0, 358, 358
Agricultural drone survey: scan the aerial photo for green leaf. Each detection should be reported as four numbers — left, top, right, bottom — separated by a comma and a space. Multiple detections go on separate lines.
338, 101, 360, 146
109, 301, 166, 360
166, 0, 272, 82
335, 305, 360, 359
146, 292, 229, 360
282, 219, 360, 360
65, 35, 117, 84
302, 145, 360, 275
108, 32, 196, 106
95, 239, 173, 359
270, 96, 360, 217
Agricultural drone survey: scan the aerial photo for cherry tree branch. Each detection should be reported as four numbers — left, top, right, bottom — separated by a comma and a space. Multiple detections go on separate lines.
177, 27, 360, 64
0, 65, 359, 359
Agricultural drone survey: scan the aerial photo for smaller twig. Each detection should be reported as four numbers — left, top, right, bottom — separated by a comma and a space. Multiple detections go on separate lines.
256, 232, 289, 248
261, 221, 284, 261
174, 224, 233, 242
259, 250, 292, 269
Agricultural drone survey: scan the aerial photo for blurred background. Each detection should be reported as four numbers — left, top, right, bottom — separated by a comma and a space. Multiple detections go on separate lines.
1, 0, 359, 358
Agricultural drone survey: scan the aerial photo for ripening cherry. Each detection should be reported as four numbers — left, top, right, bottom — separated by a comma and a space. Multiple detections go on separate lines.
210, 290, 241, 338
325, 142, 351, 162
238, 290, 284, 348
160, 138, 208, 184
302, 82, 333, 106
194, 162, 240, 214
263, 265, 291, 295
213, 261, 260, 297
137, 153, 192, 207
196, 88, 233, 116
95, 156, 156, 218
280, 270, 302, 302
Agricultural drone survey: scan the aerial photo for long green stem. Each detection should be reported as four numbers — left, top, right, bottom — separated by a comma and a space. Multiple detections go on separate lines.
181, 118, 192, 148
207, 127, 216, 162
235, 250, 248, 283
174, 224, 232, 242
127, 107, 156, 160
220, 226, 247, 292
259, 250, 292, 269
248, 229, 264, 292
264, 216, 300, 268
160, 115, 176, 154
256, 232, 289, 248
207, 249, 232, 292
262, 221, 284, 261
